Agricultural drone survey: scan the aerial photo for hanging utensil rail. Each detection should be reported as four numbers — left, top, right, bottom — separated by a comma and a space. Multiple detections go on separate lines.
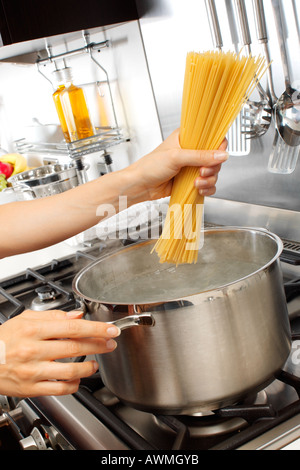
36, 39, 110, 65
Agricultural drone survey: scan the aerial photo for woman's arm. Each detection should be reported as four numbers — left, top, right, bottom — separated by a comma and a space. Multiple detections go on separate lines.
0, 130, 228, 258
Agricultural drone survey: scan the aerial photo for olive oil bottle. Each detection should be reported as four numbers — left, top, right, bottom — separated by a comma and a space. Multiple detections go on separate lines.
59, 67, 94, 142
52, 70, 71, 143
52, 67, 94, 143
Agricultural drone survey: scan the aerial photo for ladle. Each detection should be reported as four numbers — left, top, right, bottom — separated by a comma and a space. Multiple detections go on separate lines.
271, 0, 300, 147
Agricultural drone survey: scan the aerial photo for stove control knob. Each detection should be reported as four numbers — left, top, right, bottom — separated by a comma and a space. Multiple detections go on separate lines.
19, 427, 48, 450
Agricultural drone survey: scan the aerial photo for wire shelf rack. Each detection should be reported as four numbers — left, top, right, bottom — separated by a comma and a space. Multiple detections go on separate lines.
15, 127, 128, 159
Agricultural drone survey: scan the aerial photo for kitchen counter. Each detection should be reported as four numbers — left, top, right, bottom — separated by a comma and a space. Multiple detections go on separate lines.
0, 241, 84, 280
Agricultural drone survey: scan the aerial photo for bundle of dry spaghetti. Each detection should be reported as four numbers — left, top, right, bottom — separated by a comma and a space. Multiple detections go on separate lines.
152, 50, 267, 265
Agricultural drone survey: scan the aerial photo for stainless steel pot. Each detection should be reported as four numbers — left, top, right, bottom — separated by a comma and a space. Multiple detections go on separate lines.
8, 163, 79, 199
73, 227, 291, 414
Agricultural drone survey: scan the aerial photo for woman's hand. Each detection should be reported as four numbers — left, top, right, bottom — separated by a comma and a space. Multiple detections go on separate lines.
0, 310, 120, 397
127, 129, 228, 201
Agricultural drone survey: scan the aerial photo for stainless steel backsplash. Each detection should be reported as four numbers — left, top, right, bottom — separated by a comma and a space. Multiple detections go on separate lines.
136, 0, 300, 212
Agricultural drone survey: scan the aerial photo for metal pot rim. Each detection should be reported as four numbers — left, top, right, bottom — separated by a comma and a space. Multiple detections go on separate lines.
72, 226, 284, 306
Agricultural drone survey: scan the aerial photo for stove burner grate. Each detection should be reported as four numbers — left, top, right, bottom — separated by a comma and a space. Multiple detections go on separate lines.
210, 369, 300, 450
0, 250, 100, 322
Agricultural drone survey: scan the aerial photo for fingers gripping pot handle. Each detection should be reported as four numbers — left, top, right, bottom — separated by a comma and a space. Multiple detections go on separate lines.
74, 302, 155, 331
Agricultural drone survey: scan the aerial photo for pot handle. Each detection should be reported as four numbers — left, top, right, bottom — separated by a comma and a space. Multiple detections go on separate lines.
14, 184, 36, 200
73, 300, 155, 331
108, 313, 155, 331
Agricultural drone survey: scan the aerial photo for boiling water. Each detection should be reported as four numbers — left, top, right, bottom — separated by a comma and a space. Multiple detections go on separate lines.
96, 258, 261, 304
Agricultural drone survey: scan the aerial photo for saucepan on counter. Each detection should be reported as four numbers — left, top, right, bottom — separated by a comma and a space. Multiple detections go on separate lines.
73, 227, 291, 414
8, 163, 81, 199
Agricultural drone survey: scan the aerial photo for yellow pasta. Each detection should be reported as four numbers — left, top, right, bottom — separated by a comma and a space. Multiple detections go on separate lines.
152, 50, 267, 265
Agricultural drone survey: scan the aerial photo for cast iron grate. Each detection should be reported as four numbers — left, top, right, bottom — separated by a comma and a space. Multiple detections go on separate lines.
0, 250, 99, 322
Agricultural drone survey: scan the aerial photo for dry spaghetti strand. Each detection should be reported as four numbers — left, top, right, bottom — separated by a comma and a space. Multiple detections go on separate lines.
152, 50, 267, 265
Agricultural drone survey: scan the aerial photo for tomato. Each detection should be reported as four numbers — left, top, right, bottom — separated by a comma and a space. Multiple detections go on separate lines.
0, 162, 14, 179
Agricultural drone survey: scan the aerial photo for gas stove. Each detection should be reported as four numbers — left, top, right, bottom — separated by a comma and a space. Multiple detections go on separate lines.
1, 236, 300, 451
